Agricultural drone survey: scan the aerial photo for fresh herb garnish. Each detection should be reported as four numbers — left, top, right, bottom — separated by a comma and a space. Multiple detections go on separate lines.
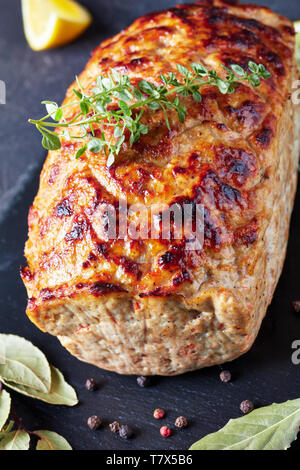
28, 61, 271, 167
189, 399, 300, 450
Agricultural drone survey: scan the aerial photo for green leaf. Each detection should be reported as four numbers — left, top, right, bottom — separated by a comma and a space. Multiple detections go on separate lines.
0, 334, 51, 393
192, 91, 202, 102
111, 68, 121, 84
119, 100, 131, 116
44, 102, 58, 118
106, 153, 115, 167
73, 89, 83, 99
230, 64, 245, 76
176, 64, 192, 78
114, 126, 123, 138
248, 61, 259, 73
147, 101, 160, 110
80, 100, 90, 115
41, 133, 61, 151
0, 430, 30, 450
216, 79, 230, 94
0, 390, 11, 431
191, 63, 208, 76
249, 74, 261, 87
2, 365, 78, 407
87, 138, 103, 153
138, 80, 155, 95
35, 430, 72, 450
189, 399, 300, 450
54, 108, 63, 121
75, 145, 87, 159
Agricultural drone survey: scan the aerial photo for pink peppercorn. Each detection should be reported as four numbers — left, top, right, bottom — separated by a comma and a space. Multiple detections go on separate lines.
153, 408, 165, 419
160, 425, 171, 437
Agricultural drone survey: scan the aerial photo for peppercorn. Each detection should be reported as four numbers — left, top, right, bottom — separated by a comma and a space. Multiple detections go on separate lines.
85, 378, 97, 391
137, 375, 151, 387
240, 400, 254, 414
160, 425, 171, 437
292, 301, 300, 313
87, 415, 102, 430
119, 425, 133, 439
175, 416, 188, 428
219, 370, 231, 383
153, 408, 165, 419
109, 421, 121, 433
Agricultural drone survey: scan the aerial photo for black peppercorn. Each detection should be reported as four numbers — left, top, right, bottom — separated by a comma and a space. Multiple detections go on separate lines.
219, 370, 231, 383
109, 421, 121, 433
240, 400, 254, 414
87, 415, 102, 430
137, 376, 151, 387
292, 301, 300, 313
85, 378, 97, 391
175, 416, 188, 428
119, 425, 133, 439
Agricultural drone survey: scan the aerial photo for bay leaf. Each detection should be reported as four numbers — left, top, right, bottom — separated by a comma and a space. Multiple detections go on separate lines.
189, 398, 300, 450
35, 430, 72, 450
0, 420, 14, 439
2, 365, 78, 406
0, 389, 11, 431
0, 429, 30, 450
0, 334, 51, 393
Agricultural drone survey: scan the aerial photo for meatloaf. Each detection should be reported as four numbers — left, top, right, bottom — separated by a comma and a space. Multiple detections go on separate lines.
22, 0, 300, 375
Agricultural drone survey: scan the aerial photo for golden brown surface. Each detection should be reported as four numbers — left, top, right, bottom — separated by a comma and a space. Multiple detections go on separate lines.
22, 0, 300, 375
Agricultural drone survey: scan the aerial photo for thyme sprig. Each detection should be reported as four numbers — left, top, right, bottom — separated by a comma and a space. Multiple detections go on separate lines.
28, 61, 271, 167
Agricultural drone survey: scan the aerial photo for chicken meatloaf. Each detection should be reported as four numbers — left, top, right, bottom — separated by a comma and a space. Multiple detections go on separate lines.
22, 0, 300, 375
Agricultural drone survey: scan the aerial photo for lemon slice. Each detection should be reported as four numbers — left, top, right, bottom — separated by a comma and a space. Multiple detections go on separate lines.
21, 0, 92, 51
294, 21, 300, 70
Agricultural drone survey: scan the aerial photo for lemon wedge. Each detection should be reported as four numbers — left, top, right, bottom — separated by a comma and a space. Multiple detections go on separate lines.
294, 21, 300, 70
21, 0, 92, 51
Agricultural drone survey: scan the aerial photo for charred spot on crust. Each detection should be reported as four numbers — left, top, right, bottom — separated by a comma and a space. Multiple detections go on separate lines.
255, 127, 274, 148
97, 243, 108, 256
90, 282, 127, 297
88, 252, 97, 261
129, 57, 149, 67
115, 256, 142, 279
20, 266, 33, 282
40, 288, 56, 301
158, 244, 185, 269
259, 49, 285, 75
234, 219, 258, 245
55, 198, 73, 217
172, 269, 191, 286
82, 261, 90, 269
172, 166, 187, 176
215, 146, 257, 187
206, 6, 228, 24
199, 169, 244, 210
226, 100, 262, 126
203, 207, 222, 249
48, 165, 60, 185
65, 215, 89, 243
138, 287, 172, 298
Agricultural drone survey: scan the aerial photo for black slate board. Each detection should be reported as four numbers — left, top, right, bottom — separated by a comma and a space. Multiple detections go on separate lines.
0, 0, 300, 451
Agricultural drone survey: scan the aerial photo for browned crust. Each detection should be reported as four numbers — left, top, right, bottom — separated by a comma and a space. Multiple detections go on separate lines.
22, 0, 299, 374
